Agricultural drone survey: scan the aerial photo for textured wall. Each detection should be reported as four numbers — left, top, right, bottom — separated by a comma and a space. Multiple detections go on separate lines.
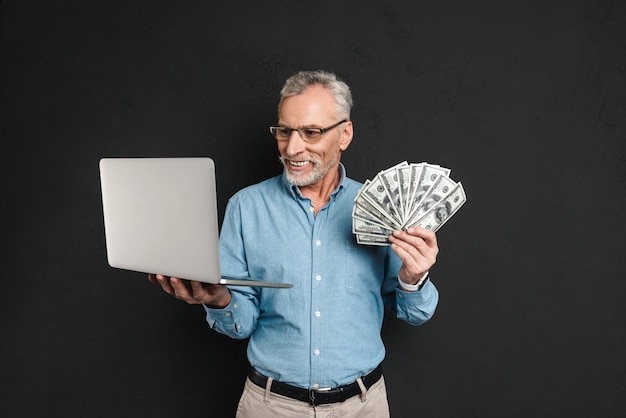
1, 1, 625, 416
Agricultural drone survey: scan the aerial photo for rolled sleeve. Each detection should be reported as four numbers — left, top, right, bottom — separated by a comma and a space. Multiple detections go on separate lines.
203, 290, 259, 339
394, 279, 439, 326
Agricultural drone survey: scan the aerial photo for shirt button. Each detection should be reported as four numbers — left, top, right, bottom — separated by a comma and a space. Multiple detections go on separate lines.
314, 349, 320, 356
315, 240, 321, 246
309, 206, 315, 212
315, 311, 321, 317
312, 383, 320, 389
315, 275, 322, 281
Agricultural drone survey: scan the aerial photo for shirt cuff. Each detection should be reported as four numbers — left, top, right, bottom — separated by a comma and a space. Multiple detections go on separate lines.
398, 272, 429, 292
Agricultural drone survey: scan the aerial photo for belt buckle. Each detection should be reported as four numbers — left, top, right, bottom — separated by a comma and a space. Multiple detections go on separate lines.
308, 387, 331, 405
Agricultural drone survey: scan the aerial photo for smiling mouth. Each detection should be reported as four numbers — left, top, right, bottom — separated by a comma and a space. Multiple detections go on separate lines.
288, 160, 310, 167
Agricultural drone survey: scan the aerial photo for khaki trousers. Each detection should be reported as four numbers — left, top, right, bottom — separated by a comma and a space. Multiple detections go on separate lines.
235, 375, 390, 418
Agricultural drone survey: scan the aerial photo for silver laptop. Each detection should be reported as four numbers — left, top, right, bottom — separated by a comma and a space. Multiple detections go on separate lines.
99, 157, 291, 288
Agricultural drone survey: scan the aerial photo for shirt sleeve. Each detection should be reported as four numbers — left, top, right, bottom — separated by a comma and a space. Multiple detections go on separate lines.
202, 196, 260, 339
393, 279, 439, 325
203, 289, 259, 339
381, 247, 439, 326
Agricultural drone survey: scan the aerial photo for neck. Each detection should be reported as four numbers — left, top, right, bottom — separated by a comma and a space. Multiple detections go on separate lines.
299, 164, 341, 214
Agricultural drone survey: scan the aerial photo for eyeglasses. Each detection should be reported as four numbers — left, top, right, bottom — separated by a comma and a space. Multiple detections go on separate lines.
269, 120, 347, 142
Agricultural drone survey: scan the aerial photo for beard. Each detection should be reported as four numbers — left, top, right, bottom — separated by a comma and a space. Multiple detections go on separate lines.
279, 152, 340, 187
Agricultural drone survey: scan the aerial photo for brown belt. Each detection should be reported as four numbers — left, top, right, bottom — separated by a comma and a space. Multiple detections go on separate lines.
247, 364, 383, 406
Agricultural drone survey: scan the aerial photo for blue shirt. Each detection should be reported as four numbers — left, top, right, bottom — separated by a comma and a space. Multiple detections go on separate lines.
204, 164, 439, 389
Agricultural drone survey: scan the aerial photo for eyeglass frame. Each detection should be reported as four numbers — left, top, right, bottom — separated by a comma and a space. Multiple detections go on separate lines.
269, 119, 348, 142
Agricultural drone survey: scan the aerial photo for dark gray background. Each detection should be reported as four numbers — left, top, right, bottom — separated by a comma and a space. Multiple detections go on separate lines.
1, 0, 625, 417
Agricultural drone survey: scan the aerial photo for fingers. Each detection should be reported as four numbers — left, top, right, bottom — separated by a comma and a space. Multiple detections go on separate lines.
390, 227, 437, 255
147, 274, 231, 307
389, 227, 439, 283
153, 274, 178, 295
190, 280, 218, 301
169, 277, 194, 299
148, 274, 192, 300
410, 226, 437, 248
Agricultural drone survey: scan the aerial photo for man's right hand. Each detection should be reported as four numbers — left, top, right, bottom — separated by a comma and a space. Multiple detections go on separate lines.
147, 274, 232, 308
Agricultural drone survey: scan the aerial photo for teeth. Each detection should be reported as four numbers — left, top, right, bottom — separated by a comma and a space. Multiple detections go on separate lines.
290, 160, 309, 167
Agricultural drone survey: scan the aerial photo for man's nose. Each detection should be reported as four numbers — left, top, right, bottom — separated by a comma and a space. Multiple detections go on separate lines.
285, 129, 306, 154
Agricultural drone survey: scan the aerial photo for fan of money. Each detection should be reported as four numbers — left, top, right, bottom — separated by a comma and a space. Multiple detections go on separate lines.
352, 161, 467, 246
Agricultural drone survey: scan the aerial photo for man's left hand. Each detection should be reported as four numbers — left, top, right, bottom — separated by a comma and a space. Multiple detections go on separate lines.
388, 227, 439, 285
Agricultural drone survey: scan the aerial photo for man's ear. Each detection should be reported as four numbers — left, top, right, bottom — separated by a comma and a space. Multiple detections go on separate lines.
339, 120, 353, 151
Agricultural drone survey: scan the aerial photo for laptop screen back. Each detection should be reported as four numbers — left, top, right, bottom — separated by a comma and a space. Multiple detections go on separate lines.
99, 157, 222, 283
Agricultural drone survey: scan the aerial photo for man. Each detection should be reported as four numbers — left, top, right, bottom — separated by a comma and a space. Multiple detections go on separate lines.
149, 70, 440, 417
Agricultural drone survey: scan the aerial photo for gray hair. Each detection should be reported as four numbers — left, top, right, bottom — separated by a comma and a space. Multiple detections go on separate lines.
279, 70, 353, 120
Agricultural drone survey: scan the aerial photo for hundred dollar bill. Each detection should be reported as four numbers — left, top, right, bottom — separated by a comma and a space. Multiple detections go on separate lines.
356, 233, 391, 246
410, 182, 466, 232
403, 163, 451, 218
352, 216, 395, 236
353, 161, 465, 246
403, 174, 457, 229
396, 164, 416, 219
354, 181, 401, 229
379, 162, 407, 221
360, 174, 403, 226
